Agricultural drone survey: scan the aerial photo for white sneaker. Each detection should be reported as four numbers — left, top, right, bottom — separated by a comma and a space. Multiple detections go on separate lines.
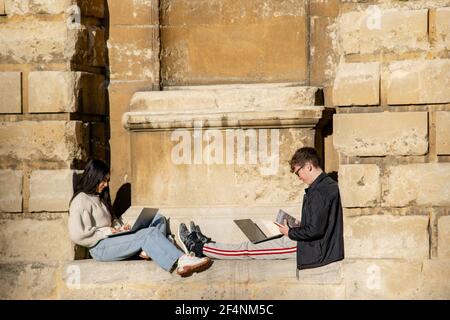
176, 252, 212, 277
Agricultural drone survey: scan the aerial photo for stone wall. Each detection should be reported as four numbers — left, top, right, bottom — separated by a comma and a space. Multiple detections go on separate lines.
331, 0, 450, 299
0, 0, 107, 299
0, 0, 449, 299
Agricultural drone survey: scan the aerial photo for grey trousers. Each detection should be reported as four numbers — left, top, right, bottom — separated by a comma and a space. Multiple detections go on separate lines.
202, 236, 297, 259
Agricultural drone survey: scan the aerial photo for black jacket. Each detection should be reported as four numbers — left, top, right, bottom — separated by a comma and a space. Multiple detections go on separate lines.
288, 172, 344, 270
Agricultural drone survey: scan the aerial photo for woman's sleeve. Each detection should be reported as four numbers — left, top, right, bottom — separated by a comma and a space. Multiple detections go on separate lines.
68, 202, 108, 247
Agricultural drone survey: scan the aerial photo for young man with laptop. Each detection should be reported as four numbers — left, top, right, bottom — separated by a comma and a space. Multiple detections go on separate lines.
179, 147, 345, 271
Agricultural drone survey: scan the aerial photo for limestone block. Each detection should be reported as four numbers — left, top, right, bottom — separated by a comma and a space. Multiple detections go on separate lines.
436, 7, 450, 50
109, 0, 159, 25
332, 62, 379, 106
0, 0, 4, 15
70, 24, 106, 67
333, 112, 428, 157
0, 262, 58, 299
0, 72, 21, 114
344, 215, 429, 259
0, 121, 89, 163
420, 259, 450, 299
28, 71, 105, 114
386, 59, 450, 105
4, 0, 104, 18
436, 111, 450, 155
29, 169, 76, 212
0, 170, 22, 212
438, 216, 450, 259
383, 163, 450, 207
339, 8, 428, 54
339, 164, 380, 208
343, 259, 423, 299
0, 218, 73, 263
0, 19, 70, 64
108, 25, 160, 81
161, 0, 308, 85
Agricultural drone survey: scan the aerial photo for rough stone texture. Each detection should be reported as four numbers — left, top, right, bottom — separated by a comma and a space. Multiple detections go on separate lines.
108, 25, 160, 81
386, 59, 450, 105
0, 262, 59, 299
436, 7, 450, 50
343, 259, 423, 299
333, 112, 428, 157
0, 72, 21, 114
0, 218, 73, 263
161, 0, 308, 85
131, 128, 313, 207
0, 0, 4, 15
339, 164, 380, 208
71, 25, 106, 67
0, 170, 22, 212
28, 170, 75, 212
436, 111, 450, 155
438, 216, 450, 259
383, 164, 450, 207
420, 259, 450, 299
28, 71, 105, 114
4, 0, 104, 18
344, 215, 429, 260
332, 62, 379, 106
339, 8, 428, 54
0, 121, 89, 163
109, 0, 159, 25
0, 18, 71, 64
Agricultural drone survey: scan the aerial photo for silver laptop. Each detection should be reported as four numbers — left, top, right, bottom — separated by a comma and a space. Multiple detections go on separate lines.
233, 219, 282, 244
107, 207, 159, 238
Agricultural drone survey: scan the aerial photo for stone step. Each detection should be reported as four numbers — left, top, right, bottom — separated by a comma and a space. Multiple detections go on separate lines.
60, 259, 344, 299
123, 83, 324, 131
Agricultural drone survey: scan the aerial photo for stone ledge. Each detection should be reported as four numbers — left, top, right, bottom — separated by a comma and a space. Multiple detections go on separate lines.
123, 84, 324, 131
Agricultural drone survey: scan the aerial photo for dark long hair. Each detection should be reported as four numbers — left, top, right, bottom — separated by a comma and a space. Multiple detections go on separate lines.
69, 160, 115, 218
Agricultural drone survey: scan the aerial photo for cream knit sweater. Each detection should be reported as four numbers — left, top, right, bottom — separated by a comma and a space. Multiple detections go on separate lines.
68, 192, 122, 248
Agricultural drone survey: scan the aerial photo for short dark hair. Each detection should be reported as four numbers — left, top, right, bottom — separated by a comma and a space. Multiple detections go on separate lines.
289, 147, 321, 172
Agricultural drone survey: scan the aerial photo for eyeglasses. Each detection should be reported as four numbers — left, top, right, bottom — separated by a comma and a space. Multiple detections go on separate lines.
294, 165, 304, 177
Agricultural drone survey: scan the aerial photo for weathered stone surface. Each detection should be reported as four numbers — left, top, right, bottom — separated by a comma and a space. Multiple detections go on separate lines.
131, 128, 313, 207
0, 19, 70, 64
344, 215, 429, 259
108, 25, 160, 81
436, 7, 450, 50
420, 259, 450, 299
4, 0, 104, 18
332, 62, 379, 106
0, 170, 22, 212
333, 112, 428, 157
386, 59, 450, 105
28, 71, 105, 114
339, 164, 380, 208
161, 0, 308, 85
0, 72, 21, 114
0, 262, 59, 299
0, 218, 73, 263
29, 170, 75, 212
436, 111, 450, 155
71, 25, 106, 67
339, 8, 428, 54
109, 0, 159, 25
383, 163, 450, 207
0, 121, 89, 163
438, 216, 450, 259
0, 0, 5, 15
343, 259, 423, 299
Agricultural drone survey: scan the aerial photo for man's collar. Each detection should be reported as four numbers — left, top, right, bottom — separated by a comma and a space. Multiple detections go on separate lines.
305, 172, 327, 193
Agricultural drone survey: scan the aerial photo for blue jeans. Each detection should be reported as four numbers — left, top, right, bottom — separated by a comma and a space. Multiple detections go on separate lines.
89, 213, 184, 271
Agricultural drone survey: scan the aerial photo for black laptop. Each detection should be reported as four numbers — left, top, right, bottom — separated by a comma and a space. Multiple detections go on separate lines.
107, 207, 159, 238
233, 219, 282, 244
